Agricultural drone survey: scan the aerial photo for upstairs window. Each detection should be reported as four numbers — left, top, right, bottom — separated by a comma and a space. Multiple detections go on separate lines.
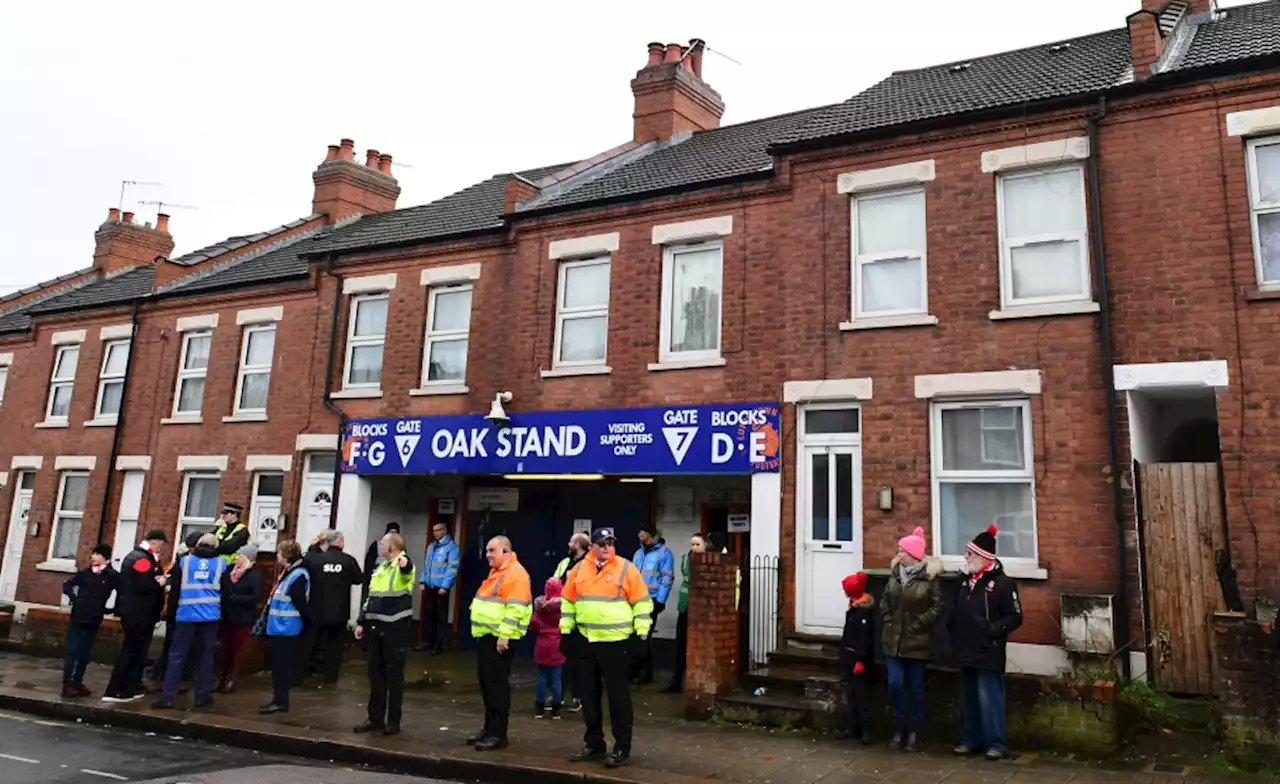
851, 189, 928, 319
996, 166, 1090, 308
95, 340, 130, 419
46, 345, 80, 422
1246, 137, 1280, 288
659, 242, 723, 363
423, 284, 472, 385
554, 258, 611, 367
0, 363, 8, 408
173, 331, 211, 416
234, 325, 276, 414
344, 294, 388, 389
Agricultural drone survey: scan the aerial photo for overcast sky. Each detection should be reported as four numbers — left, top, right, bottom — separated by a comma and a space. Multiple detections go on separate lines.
0, 1, 1252, 293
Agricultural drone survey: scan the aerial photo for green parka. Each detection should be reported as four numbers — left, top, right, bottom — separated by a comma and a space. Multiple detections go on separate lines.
879, 555, 944, 661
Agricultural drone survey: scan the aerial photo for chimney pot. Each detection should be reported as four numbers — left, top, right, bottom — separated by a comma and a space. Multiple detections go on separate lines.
156, 213, 170, 233
365, 149, 381, 167
646, 42, 665, 67
378, 153, 393, 174
107, 207, 120, 223
664, 43, 684, 64
121, 211, 134, 225
338, 139, 356, 161
687, 38, 706, 78
325, 144, 340, 162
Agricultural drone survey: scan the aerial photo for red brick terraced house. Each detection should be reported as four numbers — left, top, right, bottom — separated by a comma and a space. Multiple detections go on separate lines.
1, 0, 1279, 699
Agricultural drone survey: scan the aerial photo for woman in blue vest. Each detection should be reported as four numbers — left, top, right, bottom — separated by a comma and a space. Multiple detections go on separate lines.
260, 540, 311, 715
153, 534, 225, 710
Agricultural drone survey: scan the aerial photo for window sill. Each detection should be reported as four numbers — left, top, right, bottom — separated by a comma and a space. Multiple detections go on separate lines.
409, 384, 469, 397
222, 413, 268, 423
839, 314, 939, 331
84, 417, 119, 428
1244, 287, 1280, 302
35, 420, 70, 429
330, 389, 384, 400
541, 365, 612, 379
160, 415, 203, 426
647, 357, 727, 372
941, 559, 1048, 580
36, 560, 78, 574
989, 301, 1100, 320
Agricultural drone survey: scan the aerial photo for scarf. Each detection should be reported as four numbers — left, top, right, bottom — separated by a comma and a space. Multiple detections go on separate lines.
91, 563, 107, 575
231, 559, 250, 583
967, 560, 994, 590
898, 559, 927, 586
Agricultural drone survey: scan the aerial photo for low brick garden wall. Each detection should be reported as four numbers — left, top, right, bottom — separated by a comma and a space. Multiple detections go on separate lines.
1214, 611, 1280, 766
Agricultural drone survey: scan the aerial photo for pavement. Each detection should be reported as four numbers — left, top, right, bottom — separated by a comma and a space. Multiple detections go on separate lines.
0, 649, 1255, 784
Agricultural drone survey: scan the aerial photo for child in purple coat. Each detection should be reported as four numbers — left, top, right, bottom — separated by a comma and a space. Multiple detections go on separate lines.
529, 576, 566, 719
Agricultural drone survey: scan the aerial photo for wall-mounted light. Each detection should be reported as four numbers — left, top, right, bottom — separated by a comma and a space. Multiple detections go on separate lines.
619, 477, 654, 483
878, 486, 893, 512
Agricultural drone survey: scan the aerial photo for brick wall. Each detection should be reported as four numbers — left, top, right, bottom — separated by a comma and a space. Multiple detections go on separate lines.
685, 552, 740, 719
1214, 612, 1280, 765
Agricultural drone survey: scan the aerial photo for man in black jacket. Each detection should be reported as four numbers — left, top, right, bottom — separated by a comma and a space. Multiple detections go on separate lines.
103, 529, 168, 702
305, 529, 363, 684
948, 525, 1022, 761
61, 544, 119, 698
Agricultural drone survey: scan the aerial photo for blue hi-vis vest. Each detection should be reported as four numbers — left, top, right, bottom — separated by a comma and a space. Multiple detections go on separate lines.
267, 568, 309, 637
176, 554, 225, 623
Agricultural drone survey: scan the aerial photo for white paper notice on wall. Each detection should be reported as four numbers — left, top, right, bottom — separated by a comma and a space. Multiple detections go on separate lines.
727, 513, 751, 533
438, 498, 456, 515
574, 518, 593, 534
468, 487, 519, 512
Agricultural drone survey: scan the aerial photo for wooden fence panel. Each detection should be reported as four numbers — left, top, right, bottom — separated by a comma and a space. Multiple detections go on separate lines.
1139, 462, 1226, 696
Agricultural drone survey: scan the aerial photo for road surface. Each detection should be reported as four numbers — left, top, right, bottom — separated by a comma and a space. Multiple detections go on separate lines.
0, 709, 459, 783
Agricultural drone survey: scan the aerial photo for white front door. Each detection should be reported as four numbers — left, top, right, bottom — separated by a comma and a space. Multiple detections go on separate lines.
2, 472, 35, 603
251, 474, 284, 553
796, 406, 863, 635
298, 453, 336, 547
112, 472, 145, 572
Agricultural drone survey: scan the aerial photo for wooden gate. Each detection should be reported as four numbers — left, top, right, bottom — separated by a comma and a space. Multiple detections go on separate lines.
1137, 462, 1227, 696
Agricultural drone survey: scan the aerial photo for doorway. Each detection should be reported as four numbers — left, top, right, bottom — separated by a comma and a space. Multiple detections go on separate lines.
111, 472, 145, 572
1, 472, 34, 603
796, 405, 862, 635
297, 452, 336, 547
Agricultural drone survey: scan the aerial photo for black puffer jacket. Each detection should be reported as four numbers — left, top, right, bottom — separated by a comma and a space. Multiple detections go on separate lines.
840, 595, 876, 672
116, 546, 163, 626
63, 566, 120, 625
947, 560, 1022, 672
221, 566, 263, 627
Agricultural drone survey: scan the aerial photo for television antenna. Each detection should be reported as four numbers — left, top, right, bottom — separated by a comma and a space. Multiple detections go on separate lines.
138, 200, 198, 214
118, 180, 162, 212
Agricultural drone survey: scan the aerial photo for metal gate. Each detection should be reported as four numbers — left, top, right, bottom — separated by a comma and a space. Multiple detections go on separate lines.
1136, 462, 1227, 696
740, 555, 783, 672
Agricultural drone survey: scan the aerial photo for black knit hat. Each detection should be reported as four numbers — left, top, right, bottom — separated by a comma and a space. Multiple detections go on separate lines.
967, 525, 998, 561
93, 543, 113, 560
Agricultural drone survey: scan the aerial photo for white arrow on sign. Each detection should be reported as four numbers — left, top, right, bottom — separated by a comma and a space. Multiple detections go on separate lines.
394, 434, 421, 468
662, 427, 698, 466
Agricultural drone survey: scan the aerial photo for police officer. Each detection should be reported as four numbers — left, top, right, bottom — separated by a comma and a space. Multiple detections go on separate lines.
213, 502, 250, 566
354, 531, 416, 736
466, 535, 532, 752
305, 530, 364, 684
153, 534, 224, 710
561, 528, 653, 769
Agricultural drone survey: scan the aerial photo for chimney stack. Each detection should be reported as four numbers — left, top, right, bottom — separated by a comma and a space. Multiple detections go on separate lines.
93, 205, 175, 275
1129, 0, 1214, 79
312, 139, 402, 224
631, 39, 724, 144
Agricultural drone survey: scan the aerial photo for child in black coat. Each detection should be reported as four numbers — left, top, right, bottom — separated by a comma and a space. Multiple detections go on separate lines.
840, 572, 875, 743
61, 544, 119, 697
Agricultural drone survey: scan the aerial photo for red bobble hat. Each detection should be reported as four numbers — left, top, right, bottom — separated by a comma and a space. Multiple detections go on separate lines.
967, 525, 999, 560
842, 572, 868, 599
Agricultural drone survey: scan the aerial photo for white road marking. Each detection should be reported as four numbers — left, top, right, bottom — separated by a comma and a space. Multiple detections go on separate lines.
0, 753, 39, 764
81, 770, 129, 780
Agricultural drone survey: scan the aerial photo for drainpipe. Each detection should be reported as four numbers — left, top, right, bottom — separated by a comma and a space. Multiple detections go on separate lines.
96, 298, 141, 545
322, 257, 346, 531
1086, 97, 1133, 682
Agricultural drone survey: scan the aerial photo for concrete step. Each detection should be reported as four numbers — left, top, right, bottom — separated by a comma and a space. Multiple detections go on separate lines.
716, 689, 810, 729
741, 666, 843, 697
767, 645, 842, 672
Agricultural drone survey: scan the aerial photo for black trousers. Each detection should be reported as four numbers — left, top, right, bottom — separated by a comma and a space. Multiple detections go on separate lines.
846, 669, 872, 734
562, 631, 581, 700
105, 620, 154, 696
269, 635, 297, 708
629, 606, 662, 681
580, 640, 634, 753
669, 611, 688, 688
315, 623, 347, 683
420, 588, 450, 651
295, 621, 317, 683
367, 622, 410, 727
476, 635, 514, 740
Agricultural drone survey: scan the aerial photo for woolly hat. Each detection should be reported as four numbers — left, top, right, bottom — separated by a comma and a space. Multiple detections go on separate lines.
842, 572, 868, 599
967, 525, 999, 561
898, 527, 927, 561
238, 543, 259, 562
544, 576, 563, 600
92, 543, 113, 560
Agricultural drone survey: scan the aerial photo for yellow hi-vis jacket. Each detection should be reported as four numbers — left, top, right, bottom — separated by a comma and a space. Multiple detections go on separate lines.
360, 555, 416, 626
560, 554, 653, 643
470, 553, 532, 640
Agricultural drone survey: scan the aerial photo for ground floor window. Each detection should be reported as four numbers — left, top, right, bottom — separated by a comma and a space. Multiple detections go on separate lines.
931, 399, 1037, 564
179, 472, 221, 543
51, 472, 89, 561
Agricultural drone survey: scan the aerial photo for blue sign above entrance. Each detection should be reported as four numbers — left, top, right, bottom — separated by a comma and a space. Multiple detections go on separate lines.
341, 402, 781, 476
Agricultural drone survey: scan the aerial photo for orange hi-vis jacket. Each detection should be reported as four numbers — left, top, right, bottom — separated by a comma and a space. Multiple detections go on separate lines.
560, 553, 653, 643
469, 553, 533, 640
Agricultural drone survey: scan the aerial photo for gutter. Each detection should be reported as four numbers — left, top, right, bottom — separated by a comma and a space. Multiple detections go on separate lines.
1085, 97, 1133, 682
95, 298, 141, 545
321, 257, 346, 530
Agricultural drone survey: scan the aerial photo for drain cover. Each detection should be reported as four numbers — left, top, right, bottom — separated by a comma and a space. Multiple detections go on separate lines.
1146, 762, 1188, 775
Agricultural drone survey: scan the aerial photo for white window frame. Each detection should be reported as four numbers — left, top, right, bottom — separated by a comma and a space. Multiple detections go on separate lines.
178, 472, 222, 544
233, 324, 276, 415
45, 345, 80, 423
0, 364, 8, 408
94, 339, 130, 420
421, 284, 472, 386
930, 399, 1038, 570
553, 257, 611, 368
658, 240, 724, 364
1246, 136, 1280, 289
344, 293, 389, 390
49, 471, 89, 562
173, 330, 212, 417
850, 187, 928, 320
995, 165, 1091, 309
